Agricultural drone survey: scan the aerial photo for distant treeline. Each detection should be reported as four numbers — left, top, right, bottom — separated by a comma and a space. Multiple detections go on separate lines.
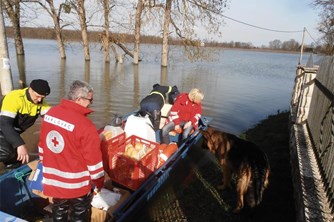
4, 26, 258, 48
5, 26, 312, 53
5, 26, 162, 44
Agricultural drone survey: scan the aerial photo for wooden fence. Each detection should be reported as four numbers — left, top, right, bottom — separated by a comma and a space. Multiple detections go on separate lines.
290, 55, 334, 222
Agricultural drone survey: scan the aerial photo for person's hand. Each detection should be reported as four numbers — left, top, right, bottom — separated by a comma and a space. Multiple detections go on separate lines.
17, 145, 29, 164
175, 125, 182, 134
184, 121, 192, 129
94, 187, 102, 195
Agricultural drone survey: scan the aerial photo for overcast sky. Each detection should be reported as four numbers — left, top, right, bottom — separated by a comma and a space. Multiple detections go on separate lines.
217, 0, 320, 47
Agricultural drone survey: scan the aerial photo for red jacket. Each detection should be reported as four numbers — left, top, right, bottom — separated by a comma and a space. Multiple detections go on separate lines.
38, 99, 105, 199
167, 93, 202, 129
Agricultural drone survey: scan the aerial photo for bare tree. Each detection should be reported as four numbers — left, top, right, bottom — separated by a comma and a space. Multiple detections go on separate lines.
100, 0, 111, 62
133, 0, 144, 65
31, 0, 71, 59
269, 39, 282, 50
133, 0, 163, 64
69, 0, 90, 61
3, 0, 24, 55
282, 39, 299, 51
161, 0, 171, 67
312, 0, 334, 55
158, 0, 228, 66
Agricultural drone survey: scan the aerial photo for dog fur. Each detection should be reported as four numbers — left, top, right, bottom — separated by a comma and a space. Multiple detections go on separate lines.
138, 84, 179, 130
201, 127, 270, 213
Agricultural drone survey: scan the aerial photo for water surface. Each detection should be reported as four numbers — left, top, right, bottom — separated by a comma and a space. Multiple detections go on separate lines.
6, 39, 315, 152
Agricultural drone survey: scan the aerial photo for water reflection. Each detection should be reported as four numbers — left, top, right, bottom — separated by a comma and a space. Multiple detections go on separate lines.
16, 55, 26, 88
6, 39, 317, 155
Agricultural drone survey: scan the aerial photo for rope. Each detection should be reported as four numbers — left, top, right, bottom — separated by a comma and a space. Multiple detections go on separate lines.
14, 170, 34, 202
220, 14, 304, 33
14, 171, 30, 182
220, 14, 321, 47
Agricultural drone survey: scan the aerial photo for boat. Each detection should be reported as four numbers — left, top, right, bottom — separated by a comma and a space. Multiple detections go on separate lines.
0, 114, 212, 222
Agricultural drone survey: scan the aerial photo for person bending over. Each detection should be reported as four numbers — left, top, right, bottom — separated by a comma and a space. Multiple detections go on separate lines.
0, 79, 50, 168
38, 80, 105, 221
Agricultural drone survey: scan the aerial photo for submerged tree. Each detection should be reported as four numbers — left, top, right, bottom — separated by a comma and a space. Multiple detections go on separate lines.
3, 0, 24, 55
68, 0, 90, 61
159, 0, 229, 66
133, 0, 144, 65
32, 0, 71, 59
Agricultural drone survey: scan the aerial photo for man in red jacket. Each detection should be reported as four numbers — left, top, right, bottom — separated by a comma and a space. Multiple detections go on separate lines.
38, 80, 105, 221
160, 88, 204, 144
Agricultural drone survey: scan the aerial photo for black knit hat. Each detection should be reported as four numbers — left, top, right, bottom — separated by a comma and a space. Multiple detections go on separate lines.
30, 79, 50, 96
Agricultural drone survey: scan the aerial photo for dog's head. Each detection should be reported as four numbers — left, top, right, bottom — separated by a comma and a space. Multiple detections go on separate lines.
201, 127, 221, 154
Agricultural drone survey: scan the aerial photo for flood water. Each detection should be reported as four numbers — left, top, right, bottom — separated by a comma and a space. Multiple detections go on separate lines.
6, 38, 315, 154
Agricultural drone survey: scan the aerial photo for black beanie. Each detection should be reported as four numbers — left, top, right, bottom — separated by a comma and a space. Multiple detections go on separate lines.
30, 79, 50, 96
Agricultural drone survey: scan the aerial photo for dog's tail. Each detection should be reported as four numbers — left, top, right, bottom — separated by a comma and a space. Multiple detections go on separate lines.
246, 149, 270, 207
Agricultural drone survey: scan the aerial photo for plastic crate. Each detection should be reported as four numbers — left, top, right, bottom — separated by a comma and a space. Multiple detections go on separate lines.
101, 132, 126, 172
108, 135, 159, 190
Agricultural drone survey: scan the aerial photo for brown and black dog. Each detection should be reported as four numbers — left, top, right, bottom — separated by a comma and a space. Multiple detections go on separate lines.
201, 127, 270, 213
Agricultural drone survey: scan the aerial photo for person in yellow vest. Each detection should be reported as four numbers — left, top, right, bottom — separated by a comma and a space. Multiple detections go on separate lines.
0, 79, 50, 169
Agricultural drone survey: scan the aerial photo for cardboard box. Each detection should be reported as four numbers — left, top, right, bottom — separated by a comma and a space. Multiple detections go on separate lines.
28, 161, 130, 222
28, 160, 50, 200
91, 180, 131, 222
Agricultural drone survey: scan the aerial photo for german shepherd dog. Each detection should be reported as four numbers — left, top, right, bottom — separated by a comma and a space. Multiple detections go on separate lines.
201, 127, 270, 213
138, 84, 179, 131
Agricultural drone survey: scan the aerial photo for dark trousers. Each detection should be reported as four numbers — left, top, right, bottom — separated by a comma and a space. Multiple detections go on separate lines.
0, 131, 17, 164
160, 121, 193, 144
52, 192, 93, 222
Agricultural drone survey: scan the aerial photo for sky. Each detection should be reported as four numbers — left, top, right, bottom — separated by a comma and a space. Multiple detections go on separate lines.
217, 0, 321, 47
18, 0, 321, 48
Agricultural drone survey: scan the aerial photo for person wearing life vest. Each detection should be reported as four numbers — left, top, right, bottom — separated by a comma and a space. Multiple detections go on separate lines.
38, 80, 105, 221
160, 88, 204, 144
0, 79, 51, 168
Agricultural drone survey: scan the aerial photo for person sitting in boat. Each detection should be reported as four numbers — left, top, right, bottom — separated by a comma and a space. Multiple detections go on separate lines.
0, 79, 51, 169
38, 80, 105, 221
160, 88, 204, 145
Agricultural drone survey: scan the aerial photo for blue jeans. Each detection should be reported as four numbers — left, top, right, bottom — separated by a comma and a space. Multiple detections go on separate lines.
160, 121, 193, 144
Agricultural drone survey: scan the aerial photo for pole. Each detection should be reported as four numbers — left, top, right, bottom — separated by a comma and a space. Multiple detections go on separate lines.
0, 0, 13, 95
298, 27, 306, 65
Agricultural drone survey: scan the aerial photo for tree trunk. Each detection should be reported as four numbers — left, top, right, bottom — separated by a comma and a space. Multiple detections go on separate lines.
77, 0, 90, 61
161, 0, 172, 67
102, 0, 110, 63
110, 44, 118, 62
3, 0, 24, 55
49, 0, 66, 59
133, 0, 144, 65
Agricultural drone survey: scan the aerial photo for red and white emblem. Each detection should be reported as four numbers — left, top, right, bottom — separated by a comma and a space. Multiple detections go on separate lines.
46, 130, 65, 153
